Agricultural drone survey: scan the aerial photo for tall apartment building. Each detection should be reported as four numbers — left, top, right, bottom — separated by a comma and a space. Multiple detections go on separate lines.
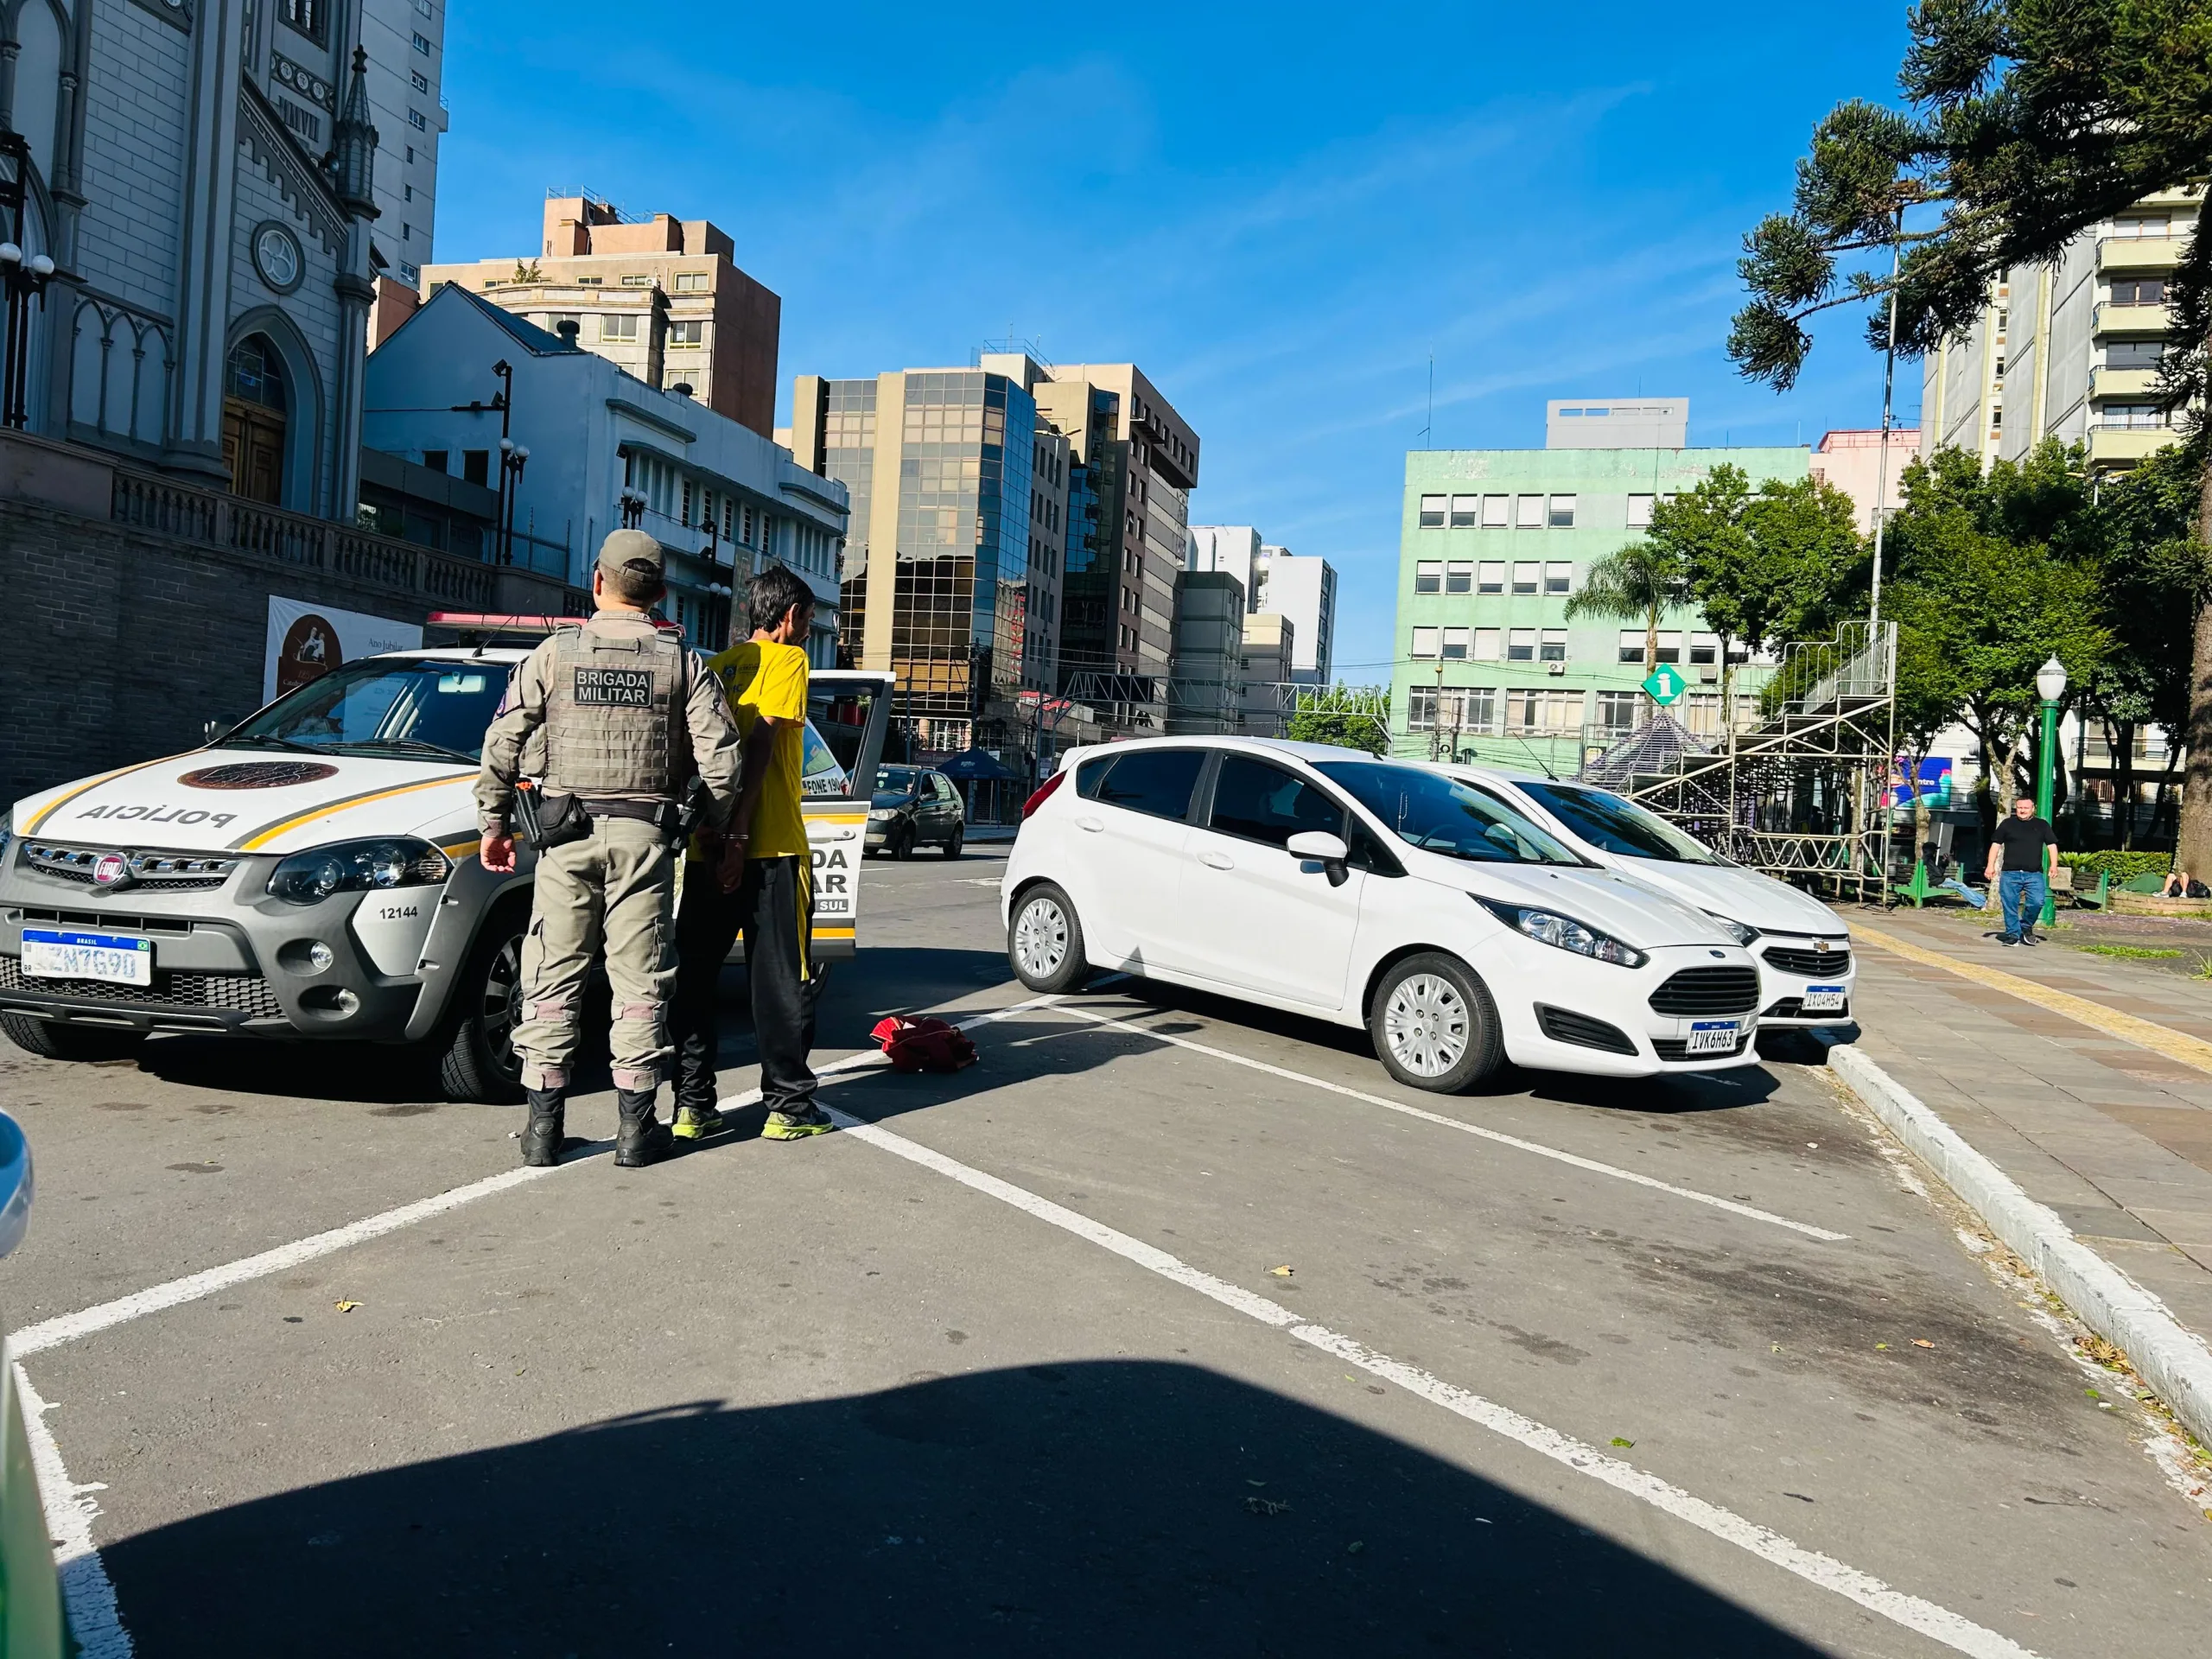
1392, 401, 1806, 766
1190, 524, 1340, 694
359, 0, 446, 286
995, 359, 1201, 709
788, 365, 1039, 747
1922, 185, 2202, 473
423, 195, 782, 437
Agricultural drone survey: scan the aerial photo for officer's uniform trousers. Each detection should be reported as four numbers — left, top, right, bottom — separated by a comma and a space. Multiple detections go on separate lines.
512, 814, 678, 1094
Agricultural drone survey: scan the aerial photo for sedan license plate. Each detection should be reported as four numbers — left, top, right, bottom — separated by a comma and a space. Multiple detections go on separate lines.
1801, 986, 1847, 1013
1686, 1019, 1742, 1054
21, 928, 152, 987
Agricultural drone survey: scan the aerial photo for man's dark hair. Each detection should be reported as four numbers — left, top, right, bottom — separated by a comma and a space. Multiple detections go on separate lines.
602, 560, 664, 607
746, 564, 814, 637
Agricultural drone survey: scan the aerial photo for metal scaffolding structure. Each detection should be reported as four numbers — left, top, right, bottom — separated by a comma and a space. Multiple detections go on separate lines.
1585, 621, 1899, 903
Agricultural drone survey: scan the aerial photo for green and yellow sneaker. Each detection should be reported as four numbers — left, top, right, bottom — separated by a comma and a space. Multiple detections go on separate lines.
760, 1105, 836, 1141
671, 1104, 724, 1141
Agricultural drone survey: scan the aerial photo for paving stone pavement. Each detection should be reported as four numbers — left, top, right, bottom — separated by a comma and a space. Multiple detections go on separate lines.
1841, 905, 2212, 1349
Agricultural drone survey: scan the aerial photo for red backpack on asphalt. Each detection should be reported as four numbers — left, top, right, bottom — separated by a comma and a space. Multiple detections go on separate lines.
870, 1014, 978, 1073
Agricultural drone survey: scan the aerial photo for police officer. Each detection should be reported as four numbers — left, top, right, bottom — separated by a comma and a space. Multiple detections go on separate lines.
475, 530, 742, 1168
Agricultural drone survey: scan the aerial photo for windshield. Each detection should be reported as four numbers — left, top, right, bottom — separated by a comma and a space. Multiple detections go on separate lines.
1316, 762, 1584, 866
873, 766, 920, 806
1519, 782, 1722, 864
227, 658, 507, 762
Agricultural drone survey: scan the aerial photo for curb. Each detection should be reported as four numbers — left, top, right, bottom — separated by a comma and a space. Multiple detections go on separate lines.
1827, 1042, 2212, 1450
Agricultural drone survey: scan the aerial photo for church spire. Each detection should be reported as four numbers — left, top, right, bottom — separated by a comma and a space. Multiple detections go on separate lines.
329, 46, 378, 219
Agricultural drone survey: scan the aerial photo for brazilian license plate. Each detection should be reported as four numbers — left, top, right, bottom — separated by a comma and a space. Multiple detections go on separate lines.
21, 928, 153, 986
1685, 1020, 1742, 1054
1801, 986, 1847, 1013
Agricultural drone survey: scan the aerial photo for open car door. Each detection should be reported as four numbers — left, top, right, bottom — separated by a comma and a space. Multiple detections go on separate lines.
729, 669, 893, 964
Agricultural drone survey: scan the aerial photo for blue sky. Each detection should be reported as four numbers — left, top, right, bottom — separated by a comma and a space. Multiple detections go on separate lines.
435, 1, 1917, 679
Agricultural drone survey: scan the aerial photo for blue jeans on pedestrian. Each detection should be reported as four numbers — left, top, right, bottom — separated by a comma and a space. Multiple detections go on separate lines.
1997, 870, 2047, 940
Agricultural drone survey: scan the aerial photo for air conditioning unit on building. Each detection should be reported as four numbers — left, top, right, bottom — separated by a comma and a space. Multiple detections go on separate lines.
1546, 661, 1566, 676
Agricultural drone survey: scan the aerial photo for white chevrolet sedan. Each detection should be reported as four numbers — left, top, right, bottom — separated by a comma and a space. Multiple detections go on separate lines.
1443, 766, 1856, 1027
1001, 737, 1765, 1093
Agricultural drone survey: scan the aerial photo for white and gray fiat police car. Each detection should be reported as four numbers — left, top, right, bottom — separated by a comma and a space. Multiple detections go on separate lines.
0, 621, 890, 1101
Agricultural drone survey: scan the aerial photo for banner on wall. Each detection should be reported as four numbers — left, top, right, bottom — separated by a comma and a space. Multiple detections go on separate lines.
263, 595, 423, 703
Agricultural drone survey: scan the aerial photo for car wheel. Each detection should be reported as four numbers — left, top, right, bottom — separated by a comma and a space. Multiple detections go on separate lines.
0, 1013, 145, 1063
1369, 953, 1503, 1093
893, 826, 914, 861
943, 825, 963, 858
436, 912, 527, 1103
1008, 882, 1090, 994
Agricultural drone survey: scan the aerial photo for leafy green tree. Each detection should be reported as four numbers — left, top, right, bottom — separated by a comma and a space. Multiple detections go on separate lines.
1288, 687, 1389, 755
1726, 0, 2212, 868
1562, 536, 1688, 674
1884, 448, 2112, 819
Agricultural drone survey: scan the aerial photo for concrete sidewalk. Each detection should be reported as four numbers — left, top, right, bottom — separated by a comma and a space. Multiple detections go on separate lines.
1841, 906, 2212, 1347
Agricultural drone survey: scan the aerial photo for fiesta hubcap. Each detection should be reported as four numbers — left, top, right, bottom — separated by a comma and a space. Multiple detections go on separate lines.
1383, 973, 1469, 1077
1014, 898, 1068, 979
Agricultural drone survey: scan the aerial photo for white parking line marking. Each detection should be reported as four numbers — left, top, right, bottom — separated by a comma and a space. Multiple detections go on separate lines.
1052, 1001, 1850, 1242
5, 992, 1071, 1361
819, 1102, 2035, 1659
14, 1363, 132, 1658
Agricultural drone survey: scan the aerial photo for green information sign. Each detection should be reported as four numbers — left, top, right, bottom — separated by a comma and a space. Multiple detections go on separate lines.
1642, 664, 1686, 705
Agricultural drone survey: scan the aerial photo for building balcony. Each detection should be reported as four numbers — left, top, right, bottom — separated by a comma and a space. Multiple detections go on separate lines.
2088, 365, 2161, 399
2136, 184, 2206, 212
2087, 425, 2179, 467
2094, 301, 2172, 337
2099, 235, 2185, 272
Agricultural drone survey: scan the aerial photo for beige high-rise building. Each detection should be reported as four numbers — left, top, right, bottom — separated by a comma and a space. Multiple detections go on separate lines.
1922, 184, 2202, 474
420, 194, 782, 437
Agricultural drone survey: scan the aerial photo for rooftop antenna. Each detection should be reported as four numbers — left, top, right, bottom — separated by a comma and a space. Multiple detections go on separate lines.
1419, 350, 1433, 448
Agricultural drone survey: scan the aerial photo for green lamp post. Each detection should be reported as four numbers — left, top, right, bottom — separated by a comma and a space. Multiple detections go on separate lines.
2035, 654, 2066, 927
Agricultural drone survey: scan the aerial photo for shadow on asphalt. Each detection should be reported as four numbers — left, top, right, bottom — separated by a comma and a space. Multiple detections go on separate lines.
100, 1361, 1825, 1656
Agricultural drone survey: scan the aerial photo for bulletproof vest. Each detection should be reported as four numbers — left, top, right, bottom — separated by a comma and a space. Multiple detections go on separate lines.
539, 620, 690, 798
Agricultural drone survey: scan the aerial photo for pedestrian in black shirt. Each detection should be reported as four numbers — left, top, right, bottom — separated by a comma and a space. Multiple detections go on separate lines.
1983, 795, 2059, 945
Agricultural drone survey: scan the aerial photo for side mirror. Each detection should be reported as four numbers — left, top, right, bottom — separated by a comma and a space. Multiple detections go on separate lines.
202, 719, 232, 745
1287, 830, 1352, 887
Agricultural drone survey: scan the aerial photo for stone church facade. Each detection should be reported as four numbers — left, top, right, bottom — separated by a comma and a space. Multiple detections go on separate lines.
3, 0, 379, 520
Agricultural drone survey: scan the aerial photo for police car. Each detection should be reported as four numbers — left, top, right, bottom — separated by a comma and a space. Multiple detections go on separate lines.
0, 620, 890, 1102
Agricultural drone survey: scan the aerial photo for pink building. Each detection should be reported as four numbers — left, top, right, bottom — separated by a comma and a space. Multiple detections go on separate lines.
1808, 429, 1922, 534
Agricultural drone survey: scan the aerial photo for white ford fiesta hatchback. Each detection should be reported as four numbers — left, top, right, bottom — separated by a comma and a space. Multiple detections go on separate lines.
1442, 766, 1856, 1027
1001, 737, 1765, 1092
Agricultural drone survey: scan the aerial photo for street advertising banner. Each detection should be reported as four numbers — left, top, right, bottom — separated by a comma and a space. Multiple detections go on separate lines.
263, 594, 423, 703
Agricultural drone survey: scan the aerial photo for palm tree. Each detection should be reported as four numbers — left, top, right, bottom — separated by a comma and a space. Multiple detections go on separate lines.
1563, 539, 1688, 675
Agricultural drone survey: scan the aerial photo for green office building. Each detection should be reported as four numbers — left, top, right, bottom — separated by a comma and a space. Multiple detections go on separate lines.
1390, 400, 1807, 772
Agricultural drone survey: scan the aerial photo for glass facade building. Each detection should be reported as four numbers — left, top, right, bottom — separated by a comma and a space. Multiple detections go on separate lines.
814, 371, 1034, 718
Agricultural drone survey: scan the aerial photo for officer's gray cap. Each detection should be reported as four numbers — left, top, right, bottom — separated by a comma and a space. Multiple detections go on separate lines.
596, 528, 665, 582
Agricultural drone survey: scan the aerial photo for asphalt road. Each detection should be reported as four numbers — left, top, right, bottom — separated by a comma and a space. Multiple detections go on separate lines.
4, 847, 2209, 1656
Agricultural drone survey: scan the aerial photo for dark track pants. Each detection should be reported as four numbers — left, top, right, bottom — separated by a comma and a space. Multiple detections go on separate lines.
672, 854, 821, 1116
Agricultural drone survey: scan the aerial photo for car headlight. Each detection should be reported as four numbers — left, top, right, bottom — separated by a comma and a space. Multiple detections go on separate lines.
1475, 897, 1647, 968
868, 809, 893, 823
1704, 913, 1759, 946
267, 837, 451, 906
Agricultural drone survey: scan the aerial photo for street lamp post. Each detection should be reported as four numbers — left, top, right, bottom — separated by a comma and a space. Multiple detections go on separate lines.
2036, 654, 2067, 927
497, 435, 529, 566
0, 132, 57, 431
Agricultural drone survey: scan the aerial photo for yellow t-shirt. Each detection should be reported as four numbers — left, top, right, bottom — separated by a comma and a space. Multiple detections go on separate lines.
708, 639, 810, 860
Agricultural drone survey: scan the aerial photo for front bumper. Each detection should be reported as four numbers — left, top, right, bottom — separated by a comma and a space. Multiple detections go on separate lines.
1489, 938, 1766, 1078
1750, 936, 1855, 1026
0, 847, 512, 1043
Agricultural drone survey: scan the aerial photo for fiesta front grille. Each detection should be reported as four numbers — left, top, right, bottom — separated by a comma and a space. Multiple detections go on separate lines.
1761, 944, 1852, 976
0, 956, 283, 1018
1648, 966, 1760, 1017
1654, 1032, 1754, 1062
1535, 1005, 1638, 1056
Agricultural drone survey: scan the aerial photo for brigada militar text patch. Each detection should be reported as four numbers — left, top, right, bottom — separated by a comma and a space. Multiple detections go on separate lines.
573, 667, 653, 706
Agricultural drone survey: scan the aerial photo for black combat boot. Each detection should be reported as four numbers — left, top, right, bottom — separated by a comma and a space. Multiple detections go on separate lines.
521, 1088, 566, 1167
614, 1087, 674, 1167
